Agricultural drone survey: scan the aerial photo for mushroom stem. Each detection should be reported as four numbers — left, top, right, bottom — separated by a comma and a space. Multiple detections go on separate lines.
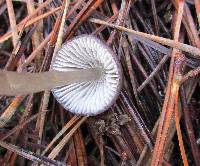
0, 68, 102, 96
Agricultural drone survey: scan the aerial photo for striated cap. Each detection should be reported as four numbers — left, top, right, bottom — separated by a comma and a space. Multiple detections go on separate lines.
51, 35, 122, 115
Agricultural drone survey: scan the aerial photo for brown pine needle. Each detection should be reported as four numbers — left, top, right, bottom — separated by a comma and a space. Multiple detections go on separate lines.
194, 0, 200, 26
48, 116, 87, 160
20, 33, 52, 68
42, 115, 80, 155
137, 54, 170, 92
1, 110, 49, 141
174, 93, 189, 166
151, 1, 185, 165
0, 6, 61, 43
182, 66, 200, 83
0, 140, 67, 165
0, 96, 25, 128
6, 0, 19, 48
90, 18, 200, 57
52, 0, 70, 60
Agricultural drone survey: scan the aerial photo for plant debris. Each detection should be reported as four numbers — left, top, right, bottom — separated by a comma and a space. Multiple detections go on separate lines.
0, 0, 200, 166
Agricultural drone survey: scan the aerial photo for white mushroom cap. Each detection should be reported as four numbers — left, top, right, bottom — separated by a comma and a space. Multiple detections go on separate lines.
51, 35, 122, 115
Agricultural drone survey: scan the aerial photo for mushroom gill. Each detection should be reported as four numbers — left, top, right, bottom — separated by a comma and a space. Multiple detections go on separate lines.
51, 35, 122, 115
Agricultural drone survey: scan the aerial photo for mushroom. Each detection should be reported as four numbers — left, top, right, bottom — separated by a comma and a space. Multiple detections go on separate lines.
51, 35, 122, 115
0, 35, 122, 115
